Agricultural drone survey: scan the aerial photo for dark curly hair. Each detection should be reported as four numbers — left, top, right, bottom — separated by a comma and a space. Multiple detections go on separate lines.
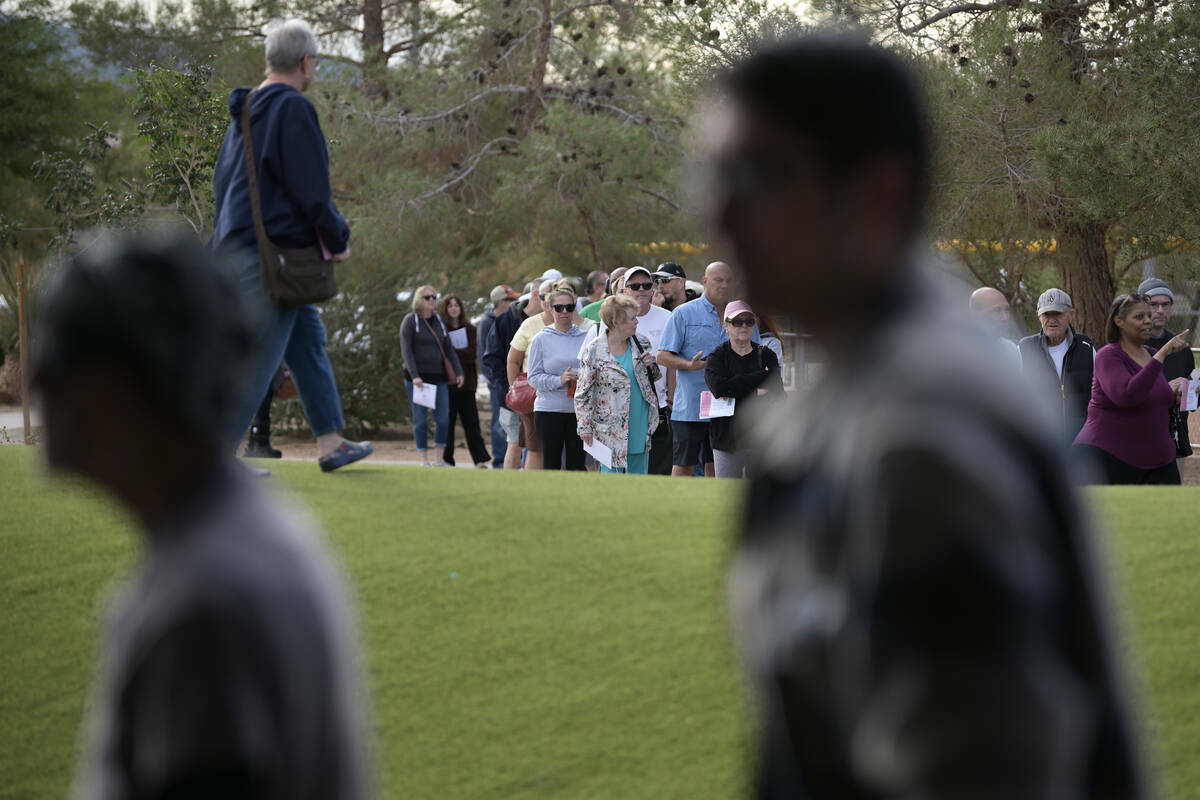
1106, 293, 1150, 344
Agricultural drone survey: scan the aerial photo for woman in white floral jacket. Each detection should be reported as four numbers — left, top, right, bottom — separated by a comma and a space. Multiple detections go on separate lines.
575, 295, 661, 473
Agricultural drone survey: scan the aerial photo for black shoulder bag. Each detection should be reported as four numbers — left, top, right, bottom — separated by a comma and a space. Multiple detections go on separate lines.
240, 90, 338, 307
630, 335, 662, 411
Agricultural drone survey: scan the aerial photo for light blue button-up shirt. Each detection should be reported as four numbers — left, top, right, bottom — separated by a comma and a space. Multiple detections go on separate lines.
660, 294, 759, 422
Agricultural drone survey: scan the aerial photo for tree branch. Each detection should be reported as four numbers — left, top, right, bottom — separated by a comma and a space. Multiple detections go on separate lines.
403, 137, 520, 209
899, 0, 1018, 34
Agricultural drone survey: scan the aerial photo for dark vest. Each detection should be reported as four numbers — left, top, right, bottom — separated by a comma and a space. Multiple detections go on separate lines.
1018, 329, 1095, 443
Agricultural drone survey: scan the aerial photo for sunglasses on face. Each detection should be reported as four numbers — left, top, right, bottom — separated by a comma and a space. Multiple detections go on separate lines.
552, 304, 575, 313
726, 317, 756, 327
654, 276, 677, 284
626, 282, 653, 291
423, 294, 437, 301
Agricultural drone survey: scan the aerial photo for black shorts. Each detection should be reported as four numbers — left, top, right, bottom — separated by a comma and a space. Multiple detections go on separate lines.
672, 420, 713, 467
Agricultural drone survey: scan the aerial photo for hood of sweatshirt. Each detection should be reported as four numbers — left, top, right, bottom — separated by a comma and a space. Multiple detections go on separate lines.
540, 324, 586, 338
226, 82, 298, 124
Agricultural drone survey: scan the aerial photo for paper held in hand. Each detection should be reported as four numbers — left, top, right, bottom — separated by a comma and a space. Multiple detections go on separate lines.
583, 437, 613, 469
1181, 378, 1200, 412
412, 381, 438, 409
448, 327, 469, 350
699, 391, 735, 419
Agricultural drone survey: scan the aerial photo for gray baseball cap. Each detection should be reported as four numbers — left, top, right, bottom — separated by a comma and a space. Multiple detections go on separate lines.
1037, 288, 1073, 314
1137, 277, 1175, 301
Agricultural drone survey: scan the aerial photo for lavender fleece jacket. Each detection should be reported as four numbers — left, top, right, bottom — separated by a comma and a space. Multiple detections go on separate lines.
1074, 343, 1177, 469
528, 325, 588, 413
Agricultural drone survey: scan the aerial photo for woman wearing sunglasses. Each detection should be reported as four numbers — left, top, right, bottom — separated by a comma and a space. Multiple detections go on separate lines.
527, 284, 590, 470
575, 294, 661, 474
1073, 292, 1192, 484
704, 300, 785, 478
400, 285, 463, 466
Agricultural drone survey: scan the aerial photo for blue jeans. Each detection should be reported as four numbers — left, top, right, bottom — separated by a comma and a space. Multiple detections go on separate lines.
488, 385, 506, 467
228, 248, 346, 447
405, 379, 450, 451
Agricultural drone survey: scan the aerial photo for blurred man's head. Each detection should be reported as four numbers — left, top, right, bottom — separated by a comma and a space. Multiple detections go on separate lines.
1138, 277, 1175, 337
702, 261, 734, 309
491, 284, 518, 315
711, 36, 927, 326
586, 270, 609, 302
33, 235, 252, 506
538, 279, 557, 321
523, 280, 543, 315
622, 266, 655, 314
969, 287, 1012, 334
1036, 288, 1074, 346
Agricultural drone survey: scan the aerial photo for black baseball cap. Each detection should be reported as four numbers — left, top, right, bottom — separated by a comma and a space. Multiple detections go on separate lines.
653, 262, 685, 280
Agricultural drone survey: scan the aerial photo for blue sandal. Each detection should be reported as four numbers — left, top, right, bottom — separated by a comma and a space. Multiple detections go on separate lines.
318, 440, 374, 472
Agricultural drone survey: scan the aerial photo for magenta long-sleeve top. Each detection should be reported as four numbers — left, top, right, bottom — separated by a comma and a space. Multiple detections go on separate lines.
1073, 343, 1177, 469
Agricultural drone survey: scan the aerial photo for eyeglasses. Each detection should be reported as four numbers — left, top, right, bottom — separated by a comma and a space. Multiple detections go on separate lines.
626, 282, 653, 291
653, 276, 678, 284
726, 317, 756, 327
422, 294, 437, 301
552, 304, 575, 313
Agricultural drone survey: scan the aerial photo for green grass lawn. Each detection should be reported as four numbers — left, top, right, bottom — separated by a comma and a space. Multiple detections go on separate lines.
2, 446, 1199, 798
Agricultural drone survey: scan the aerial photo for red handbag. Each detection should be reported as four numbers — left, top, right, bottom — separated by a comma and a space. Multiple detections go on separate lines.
505, 373, 536, 414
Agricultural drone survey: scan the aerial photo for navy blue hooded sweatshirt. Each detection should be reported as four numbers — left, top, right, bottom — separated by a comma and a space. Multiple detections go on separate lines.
211, 83, 350, 254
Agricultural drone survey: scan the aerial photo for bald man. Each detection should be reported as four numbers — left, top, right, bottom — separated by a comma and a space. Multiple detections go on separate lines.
658, 261, 759, 476
970, 286, 1021, 367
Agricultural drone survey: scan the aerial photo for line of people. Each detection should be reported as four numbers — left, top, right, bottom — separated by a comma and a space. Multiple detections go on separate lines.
971, 278, 1195, 485
438, 261, 791, 476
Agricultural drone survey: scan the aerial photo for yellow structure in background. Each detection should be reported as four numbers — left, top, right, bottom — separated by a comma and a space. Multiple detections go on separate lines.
936, 239, 1059, 255
637, 241, 710, 257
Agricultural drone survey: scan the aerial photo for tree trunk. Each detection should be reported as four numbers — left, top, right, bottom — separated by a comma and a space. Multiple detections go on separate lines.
362, 0, 388, 101
578, 204, 603, 270
521, 0, 552, 135
1058, 221, 1113, 342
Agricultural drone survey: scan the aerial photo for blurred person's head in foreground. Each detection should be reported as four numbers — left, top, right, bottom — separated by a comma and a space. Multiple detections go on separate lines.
713, 35, 1149, 800
33, 234, 252, 526
711, 35, 926, 343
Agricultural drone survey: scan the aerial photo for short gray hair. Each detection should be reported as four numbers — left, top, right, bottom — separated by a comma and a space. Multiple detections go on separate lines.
266, 19, 318, 74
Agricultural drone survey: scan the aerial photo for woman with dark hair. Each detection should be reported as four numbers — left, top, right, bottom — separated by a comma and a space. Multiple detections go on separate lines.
756, 311, 787, 365
440, 294, 491, 467
1073, 293, 1191, 484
